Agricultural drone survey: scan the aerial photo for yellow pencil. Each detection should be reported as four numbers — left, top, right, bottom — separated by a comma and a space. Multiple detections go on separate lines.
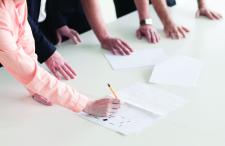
107, 83, 119, 99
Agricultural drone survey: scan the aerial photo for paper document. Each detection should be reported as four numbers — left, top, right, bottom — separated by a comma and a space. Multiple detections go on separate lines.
149, 56, 203, 87
80, 103, 159, 135
80, 83, 188, 135
104, 48, 168, 70
117, 82, 188, 116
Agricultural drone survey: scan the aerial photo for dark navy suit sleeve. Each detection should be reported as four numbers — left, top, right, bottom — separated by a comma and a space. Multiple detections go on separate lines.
46, 0, 67, 30
46, 0, 85, 30
28, 16, 56, 63
53, 12, 67, 30
166, 0, 176, 7
114, 0, 176, 18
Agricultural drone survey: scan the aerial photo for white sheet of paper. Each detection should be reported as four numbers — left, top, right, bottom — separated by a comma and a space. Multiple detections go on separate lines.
117, 82, 188, 116
80, 83, 188, 135
149, 56, 203, 87
104, 48, 168, 70
79, 103, 160, 135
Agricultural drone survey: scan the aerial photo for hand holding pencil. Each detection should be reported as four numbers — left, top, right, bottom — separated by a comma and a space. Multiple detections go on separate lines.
83, 83, 120, 117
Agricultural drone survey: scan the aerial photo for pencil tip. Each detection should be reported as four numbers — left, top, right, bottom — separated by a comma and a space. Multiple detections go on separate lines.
107, 83, 110, 87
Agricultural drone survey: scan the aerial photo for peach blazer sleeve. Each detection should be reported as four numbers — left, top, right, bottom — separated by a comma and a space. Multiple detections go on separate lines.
0, 1, 88, 112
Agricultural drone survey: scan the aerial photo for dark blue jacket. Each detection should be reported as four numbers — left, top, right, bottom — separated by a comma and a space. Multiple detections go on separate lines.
27, 0, 56, 63
39, 0, 90, 44
114, 0, 176, 18
45, 0, 84, 30
28, 16, 56, 63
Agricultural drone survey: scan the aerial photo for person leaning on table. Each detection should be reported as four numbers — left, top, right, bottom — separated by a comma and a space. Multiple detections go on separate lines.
38, 0, 134, 56
28, 16, 76, 81
0, 0, 120, 117
152, 0, 223, 39
114, 0, 222, 40
0, 7, 77, 105
27, 0, 76, 82
26, 0, 127, 105
28, 0, 90, 45
1, 0, 78, 106
27, 16, 77, 106
38, 0, 161, 56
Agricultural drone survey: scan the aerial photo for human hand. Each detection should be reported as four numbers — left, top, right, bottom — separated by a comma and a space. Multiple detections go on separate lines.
101, 37, 133, 55
136, 24, 160, 43
164, 22, 190, 39
45, 51, 76, 80
196, 7, 223, 20
56, 25, 81, 44
83, 98, 120, 117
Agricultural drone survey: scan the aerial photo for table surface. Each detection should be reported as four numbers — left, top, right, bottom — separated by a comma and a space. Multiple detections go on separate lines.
1, 1, 225, 146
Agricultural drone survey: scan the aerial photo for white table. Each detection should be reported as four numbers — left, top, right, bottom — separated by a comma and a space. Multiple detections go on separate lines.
1, 1, 225, 146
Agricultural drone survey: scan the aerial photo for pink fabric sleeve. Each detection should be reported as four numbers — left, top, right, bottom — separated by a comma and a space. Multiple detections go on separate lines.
0, 28, 89, 112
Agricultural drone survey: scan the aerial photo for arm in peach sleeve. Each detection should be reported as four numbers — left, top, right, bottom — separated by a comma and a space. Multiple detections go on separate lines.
0, 29, 88, 112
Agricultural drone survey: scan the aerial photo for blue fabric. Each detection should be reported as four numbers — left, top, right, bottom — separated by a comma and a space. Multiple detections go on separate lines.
28, 16, 56, 63
27, 0, 56, 63
114, 0, 176, 18
39, 0, 90, 44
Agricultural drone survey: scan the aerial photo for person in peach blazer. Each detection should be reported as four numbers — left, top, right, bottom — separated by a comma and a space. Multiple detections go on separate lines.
0, 0, 120, 117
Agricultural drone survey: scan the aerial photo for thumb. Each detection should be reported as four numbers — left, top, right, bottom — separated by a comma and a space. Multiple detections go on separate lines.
165, 30, 170, 38
136, 29, 142, 39
56, 32, 62, 45
196, 10, 200, 18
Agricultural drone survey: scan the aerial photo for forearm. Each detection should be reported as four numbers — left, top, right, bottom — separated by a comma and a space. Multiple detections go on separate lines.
197, 0, 207, 9
0, 50, 88, 112
81, 0, 110, 42
151, 0, 174, 26
134, 0, 151, 21
0, 29, 89, 112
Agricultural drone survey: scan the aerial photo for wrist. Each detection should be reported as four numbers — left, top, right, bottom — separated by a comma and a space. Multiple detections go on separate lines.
163, 19, 175, 28
140, 18, 153, 26
83, 100, 93, 113
197, 0, 206, 9
99, 33, 111, 44
57, 25, 69, 32
45, 52, 56, 64
49, 51, 60, 60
